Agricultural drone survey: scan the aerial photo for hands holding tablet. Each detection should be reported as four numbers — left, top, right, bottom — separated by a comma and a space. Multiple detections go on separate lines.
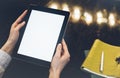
0, 10, 70, 78
1, 10, 27, 54
49, 39, 70, 78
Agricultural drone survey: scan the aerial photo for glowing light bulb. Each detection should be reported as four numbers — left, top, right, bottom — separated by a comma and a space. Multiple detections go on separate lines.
96, 11, 107, 24
84, 12, 93, 25
62, 3, 69, 11
49, 3, 59, 9
71, 7, 81, 22
108, 13, 116, 26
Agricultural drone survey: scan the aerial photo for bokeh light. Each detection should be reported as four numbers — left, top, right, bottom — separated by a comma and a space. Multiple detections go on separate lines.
48, 2, 59, 9
84, 12, 93, 25
71, 6, 81, 22
108, 13, 116, 27
62, 3, 70, 11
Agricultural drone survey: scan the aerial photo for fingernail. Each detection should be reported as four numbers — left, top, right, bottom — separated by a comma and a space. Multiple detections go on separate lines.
22, 21, 25, 24
58, 43, 62, 49
58, 43, 61, 46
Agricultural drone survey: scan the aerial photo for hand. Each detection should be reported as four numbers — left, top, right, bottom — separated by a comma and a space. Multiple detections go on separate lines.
1, 10, 27, 54
49, 39, 70, 78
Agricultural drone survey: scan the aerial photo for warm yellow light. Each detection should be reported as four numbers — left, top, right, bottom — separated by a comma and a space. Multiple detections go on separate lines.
97, 11, 103, 24
71, 7, 81, 22
96, 11, 107, 24
108, 13, 116, 26
62, 3, 69, 11
97, 11, 103, 18
49, 3, 59, 9
97, 18, 108, 24
84, 12, 93, 25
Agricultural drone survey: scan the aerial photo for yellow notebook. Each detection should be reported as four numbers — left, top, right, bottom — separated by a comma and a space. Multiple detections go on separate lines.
81, 39, 120, 78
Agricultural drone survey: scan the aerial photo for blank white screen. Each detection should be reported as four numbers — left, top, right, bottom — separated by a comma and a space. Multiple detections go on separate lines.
17, 10, 65, 62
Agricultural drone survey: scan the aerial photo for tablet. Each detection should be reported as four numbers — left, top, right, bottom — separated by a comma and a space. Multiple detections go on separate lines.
13, 6, 70, 67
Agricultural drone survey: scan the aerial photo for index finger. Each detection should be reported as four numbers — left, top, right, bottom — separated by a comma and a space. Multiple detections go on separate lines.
13, 10, 28, 26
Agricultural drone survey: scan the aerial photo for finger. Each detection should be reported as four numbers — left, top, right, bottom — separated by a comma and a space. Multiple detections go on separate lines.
61, 39, 70, 60
62, 39, 69, 54
15, 10, 27, 23
16, 21, 25, 31
13, 10, 27, 26
54, 43, 62, 57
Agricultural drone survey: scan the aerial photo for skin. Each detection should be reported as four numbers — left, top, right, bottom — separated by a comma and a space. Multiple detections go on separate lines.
49, 39, 70, 78
1, 10, 27, 54
0, 10, 70, 78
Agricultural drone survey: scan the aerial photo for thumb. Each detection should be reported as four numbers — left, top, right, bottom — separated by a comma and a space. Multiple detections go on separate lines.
54, 43, 62, 57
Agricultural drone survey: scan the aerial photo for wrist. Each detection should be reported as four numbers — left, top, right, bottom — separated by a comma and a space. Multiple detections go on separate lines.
49, 68, 61, 78
1, 40, 15, 54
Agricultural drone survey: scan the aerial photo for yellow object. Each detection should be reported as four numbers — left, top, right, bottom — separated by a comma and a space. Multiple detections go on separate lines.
81, 39, 120, 78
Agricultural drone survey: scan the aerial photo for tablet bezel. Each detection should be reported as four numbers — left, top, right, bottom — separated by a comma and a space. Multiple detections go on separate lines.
12, 5, 70, 67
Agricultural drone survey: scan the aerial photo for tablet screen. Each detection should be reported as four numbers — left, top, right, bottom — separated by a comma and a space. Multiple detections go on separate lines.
17, 9, 65, 62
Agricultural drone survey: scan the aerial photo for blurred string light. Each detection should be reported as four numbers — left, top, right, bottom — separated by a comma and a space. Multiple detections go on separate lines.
47, 2, 120, 27
96, 11, 103, 24
62, 3, 70, 11
96, 11, 108, 24
84, 12, 93, 25
108, 13, 116, 27
71, 6, 81, 22
48, 2, 59, 9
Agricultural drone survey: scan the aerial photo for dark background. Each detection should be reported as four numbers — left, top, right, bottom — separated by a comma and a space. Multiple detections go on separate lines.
0, 0, 120, 78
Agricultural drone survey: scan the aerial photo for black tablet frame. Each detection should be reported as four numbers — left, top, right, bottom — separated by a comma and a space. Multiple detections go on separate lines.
12, 5, 70, 67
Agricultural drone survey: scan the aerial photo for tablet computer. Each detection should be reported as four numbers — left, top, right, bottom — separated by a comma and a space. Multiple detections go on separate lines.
13, 6, 70, 67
